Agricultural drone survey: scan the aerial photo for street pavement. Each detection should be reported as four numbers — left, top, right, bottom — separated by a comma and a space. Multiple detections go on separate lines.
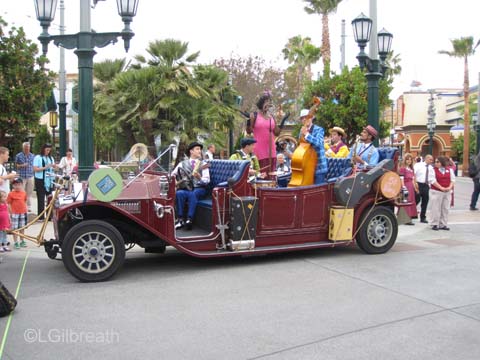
0, 177, 479, 360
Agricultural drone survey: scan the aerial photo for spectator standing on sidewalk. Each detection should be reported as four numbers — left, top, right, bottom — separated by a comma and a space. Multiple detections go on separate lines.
398, 153, 418, 224
0, 147, 17, 195
428, 156, 455, 231
469, 150, 480, 211
33, 144, 56, 220
0, 191, 11, 252
414, 154, 434, 223
447, 157, 456, 207
7, 178, 28, 249
15, 142, 35, 212
58, 148, 77, 177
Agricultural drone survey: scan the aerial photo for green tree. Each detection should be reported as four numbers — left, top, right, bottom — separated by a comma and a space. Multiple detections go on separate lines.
128, 39, 208, 157
0, 17, 55, 149
93, 59, 128, 161
32, 124, 52, 154
439, 36, 476, 174
303, 66, 392, 146
303, 0, 343, 76
93, 40, 238, 162
451, 133, 476, 161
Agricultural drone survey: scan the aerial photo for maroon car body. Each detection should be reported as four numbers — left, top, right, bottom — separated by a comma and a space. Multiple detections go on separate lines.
49, 151, 402, 282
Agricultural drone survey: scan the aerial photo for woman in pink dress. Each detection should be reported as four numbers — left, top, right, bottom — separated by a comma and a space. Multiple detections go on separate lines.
399, 153, 418, 224
246, 92, 280, 176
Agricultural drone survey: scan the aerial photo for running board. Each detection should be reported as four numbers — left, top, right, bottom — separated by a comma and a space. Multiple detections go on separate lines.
184, 240, 353, 257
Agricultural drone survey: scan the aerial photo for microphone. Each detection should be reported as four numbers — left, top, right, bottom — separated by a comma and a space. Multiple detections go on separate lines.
279, 112, 290, 129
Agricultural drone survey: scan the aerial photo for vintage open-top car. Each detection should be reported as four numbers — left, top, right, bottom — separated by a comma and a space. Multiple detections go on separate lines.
42, 146, 403, 282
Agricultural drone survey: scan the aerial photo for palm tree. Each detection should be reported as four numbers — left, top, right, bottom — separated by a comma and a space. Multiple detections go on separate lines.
282, 35, 321, 113
93, 59, 129, 160
303, 0, 343, 76
439, 36, 476, 174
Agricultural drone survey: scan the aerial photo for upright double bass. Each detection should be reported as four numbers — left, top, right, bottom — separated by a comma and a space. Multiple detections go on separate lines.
288, 97, 322, 187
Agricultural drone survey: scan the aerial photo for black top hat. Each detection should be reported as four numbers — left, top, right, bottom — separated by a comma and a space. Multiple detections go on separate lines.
240, 138, 257, 148
187, 142, 203, 153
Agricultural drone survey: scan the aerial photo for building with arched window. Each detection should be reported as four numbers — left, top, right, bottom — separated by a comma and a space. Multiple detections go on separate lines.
390, 88, 465, 159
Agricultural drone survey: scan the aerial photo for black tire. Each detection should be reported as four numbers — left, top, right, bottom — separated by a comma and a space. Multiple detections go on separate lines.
62, 220, 125, 282
356, 206, 398, 254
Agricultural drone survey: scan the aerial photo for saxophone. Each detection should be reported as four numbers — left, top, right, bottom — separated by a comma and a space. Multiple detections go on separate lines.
192, 159, 202, 177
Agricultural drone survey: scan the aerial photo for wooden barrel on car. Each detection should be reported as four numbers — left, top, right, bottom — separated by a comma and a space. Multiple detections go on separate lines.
374, 171, 402, 199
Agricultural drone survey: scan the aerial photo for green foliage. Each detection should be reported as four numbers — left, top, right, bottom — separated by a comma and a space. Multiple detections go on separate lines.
32, 125, 52, 154
302, 67, 392, 146
451, 133, 476, 161
0, 17, 55, 148
93, 40, 239, 161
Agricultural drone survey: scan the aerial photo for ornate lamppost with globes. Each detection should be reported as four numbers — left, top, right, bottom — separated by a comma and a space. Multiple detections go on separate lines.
34, 0, 139, 180
351, 13, 393, 147
427, 90, 437, 155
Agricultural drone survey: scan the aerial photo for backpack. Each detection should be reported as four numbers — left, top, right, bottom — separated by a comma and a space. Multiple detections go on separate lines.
468, 158, 479, 178
0, 281, 17, 317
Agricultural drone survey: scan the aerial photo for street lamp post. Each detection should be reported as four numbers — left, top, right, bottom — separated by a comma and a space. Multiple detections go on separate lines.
427, 90, 436, 155
49, 111, 58, 160
34, 0, 139, 180
390, 101, 394, 145
351, 13, 393, 147
58, 0, 67, 158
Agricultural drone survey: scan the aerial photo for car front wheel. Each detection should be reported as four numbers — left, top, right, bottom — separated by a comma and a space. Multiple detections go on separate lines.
62, 220, 125, 282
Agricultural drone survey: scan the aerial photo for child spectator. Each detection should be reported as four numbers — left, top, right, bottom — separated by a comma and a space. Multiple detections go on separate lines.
0, 190, 11, 252
7, 178, 28, 249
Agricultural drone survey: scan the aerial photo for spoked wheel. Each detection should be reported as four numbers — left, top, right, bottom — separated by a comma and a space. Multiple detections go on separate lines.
356, 206, 398, 254
62, 220, 125, 282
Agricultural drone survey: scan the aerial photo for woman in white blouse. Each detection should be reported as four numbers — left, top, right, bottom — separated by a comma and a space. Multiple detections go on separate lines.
58, 148, 77, 177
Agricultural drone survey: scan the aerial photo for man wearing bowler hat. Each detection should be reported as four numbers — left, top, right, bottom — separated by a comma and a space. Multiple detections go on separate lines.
348, 125, 380, 167
172, 142, 210, 230
230, 138, 265, 179
325, 126, 348, 158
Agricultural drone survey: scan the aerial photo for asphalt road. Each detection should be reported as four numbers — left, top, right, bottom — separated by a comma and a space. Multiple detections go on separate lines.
0, 177, 479, 360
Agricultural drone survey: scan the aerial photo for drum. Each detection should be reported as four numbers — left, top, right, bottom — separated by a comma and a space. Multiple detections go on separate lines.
374, 171, 402, 199
251, 180, 276, 189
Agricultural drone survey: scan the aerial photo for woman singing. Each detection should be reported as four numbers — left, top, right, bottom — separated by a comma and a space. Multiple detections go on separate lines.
246, 92, 280, 176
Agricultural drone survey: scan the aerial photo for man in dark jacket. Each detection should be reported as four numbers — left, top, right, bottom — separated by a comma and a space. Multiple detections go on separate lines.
469, 151, 480, 210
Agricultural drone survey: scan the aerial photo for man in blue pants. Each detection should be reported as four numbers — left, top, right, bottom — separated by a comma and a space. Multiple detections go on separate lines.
172, 142, 210, 230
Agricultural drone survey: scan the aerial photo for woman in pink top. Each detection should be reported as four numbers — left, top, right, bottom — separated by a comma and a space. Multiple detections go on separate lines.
246, 92, 280, 176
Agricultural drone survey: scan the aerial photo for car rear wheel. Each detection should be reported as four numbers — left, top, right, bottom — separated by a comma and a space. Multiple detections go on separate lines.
356, 206, 397, 254
62, 220, 125, 282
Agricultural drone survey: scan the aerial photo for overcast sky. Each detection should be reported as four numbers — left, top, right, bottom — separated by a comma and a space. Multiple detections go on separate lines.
3, 0, 480, 101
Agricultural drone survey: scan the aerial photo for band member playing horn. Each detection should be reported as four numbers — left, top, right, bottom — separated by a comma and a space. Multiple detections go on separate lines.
298, 109, 328, 185
325, 126, 349, 158
172, 142, 210, 231
246, 91, 280, 177
348, 125, 380, 168
230, 138, 266, 179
